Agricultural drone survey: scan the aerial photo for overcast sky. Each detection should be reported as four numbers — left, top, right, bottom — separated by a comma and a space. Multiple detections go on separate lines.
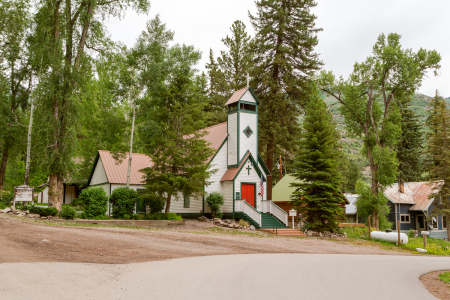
107, 0, 450, 97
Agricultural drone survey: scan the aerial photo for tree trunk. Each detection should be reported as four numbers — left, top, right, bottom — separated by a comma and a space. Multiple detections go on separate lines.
368, 150, 380, 229
24, 99, 34, 186
0, 147, 9, 191
127, 104, 135, 188
48, 174, 59, 209
447, 216, 450, 241
165, 194, 172, 215
57, 175, 64, 210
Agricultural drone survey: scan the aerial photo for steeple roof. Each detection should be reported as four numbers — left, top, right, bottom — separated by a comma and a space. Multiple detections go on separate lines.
224, 86, 261, 106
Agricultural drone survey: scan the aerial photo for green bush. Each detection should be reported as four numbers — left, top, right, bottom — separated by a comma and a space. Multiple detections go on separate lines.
439, 272, 450, 284
139, 193, 166, 213
408, 229, 415, 239
71, 197, 84, 209
110, 187, 138, 219
0, 191, 13, 207
206, 192, 225, 218
78, 187, 108, 219
143, 212, 182, 220
23, 205, 58, 216
60, 205, 76, 220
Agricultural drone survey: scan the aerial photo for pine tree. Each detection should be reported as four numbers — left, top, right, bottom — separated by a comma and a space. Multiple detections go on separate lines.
397, 106, 423, 182
425, 92, 450, 240
204, 49, 227, 126
249, 0, 323, 198
290, 89, 346, 232
135, 20, 216, 214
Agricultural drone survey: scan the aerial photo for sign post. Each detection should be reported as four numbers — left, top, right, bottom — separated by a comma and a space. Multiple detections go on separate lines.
289, 209, 297, 229
13, 185, 34, 207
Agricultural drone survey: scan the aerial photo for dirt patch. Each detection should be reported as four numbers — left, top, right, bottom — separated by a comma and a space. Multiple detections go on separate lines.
421, 270, 450, 300
0, 214, 410, 264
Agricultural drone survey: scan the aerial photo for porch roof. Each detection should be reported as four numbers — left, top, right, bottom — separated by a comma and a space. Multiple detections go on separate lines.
384, 181, 441, 211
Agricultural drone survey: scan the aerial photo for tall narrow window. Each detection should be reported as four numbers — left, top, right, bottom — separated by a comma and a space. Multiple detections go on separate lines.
443, 216, 447, 229
184, 194, 190, 208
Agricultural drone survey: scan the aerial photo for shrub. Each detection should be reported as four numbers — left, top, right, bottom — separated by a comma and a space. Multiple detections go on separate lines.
408, 229, 415, 239
24, 205, 58, 216
110, 187, 138, 219
0, 191, 13, 207
206, 192, 225, 219
239, 219, 250, 227
439, 272, 450, 284
143, 212, 182, 220
78, 187, 108, 219
60, 205, 76, 220
140, 193, 166, 213
71, 197, 84, 209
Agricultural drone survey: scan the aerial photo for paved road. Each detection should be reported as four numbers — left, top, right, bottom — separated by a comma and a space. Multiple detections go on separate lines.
1, 254, 449, 299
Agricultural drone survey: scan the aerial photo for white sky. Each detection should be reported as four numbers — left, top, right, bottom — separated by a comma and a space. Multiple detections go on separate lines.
107, 0, 450, 97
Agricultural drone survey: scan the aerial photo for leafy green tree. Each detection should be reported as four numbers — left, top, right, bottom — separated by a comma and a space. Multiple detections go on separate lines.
290, 89, 346, 232
425, 92, 450, 240
397, 106, 423, 182
249, 0, 323, 198
0, 0, 32, 190
354, 180, 392, 231
204, 49, 228, 126
340, 155, 363, 193
318, 33, 441, 228
134, 18, 216, 214
30, 0, 149, 211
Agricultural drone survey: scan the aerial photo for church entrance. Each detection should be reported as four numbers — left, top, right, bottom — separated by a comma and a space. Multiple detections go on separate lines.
241, 183, 256, 208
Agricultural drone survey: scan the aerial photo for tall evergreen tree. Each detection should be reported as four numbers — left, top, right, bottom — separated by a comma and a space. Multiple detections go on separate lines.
397, 106, 423, 182
204, 49, 227, 126
290, 89, 346, 232
425, 92, 450, 240
249, 0, 323, 199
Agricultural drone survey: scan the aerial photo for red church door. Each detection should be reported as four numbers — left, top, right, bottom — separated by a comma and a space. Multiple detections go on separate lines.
241, 184, 256, 208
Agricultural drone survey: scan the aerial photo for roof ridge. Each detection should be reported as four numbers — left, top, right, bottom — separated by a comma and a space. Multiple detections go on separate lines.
200, 121, 227, 131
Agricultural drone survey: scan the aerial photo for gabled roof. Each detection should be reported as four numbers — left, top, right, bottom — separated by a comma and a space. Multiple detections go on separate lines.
87, 123, 229, 186
272, 174, 301, 203
384, 181, 441, 211
224, 86, 261, 106
221, 151, 266, 182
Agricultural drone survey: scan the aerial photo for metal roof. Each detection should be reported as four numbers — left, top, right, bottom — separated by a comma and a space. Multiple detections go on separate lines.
98, 150, 152, 185
224, 87, 249, 106
272, 174, 301, 202
384, 181, 441, 211
94, 122, 228, 185
221, 152, 250, 181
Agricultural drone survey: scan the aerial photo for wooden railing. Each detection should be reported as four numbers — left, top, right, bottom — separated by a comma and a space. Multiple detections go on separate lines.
269, 201, 288, 225
242, 200, 262, 227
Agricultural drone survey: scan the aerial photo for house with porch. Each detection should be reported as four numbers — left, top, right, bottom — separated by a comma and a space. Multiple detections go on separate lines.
87, 86, 289, 229
384, 181, 447, 239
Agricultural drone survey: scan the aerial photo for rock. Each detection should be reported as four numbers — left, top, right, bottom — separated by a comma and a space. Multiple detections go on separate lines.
250, 225, 255, 231
198, 216, 208, 222
343, 233, 347, 238
224, 219, 232, 224
331, 234, 337, 238
25, 210, 30, 214
1, 208, 11, 214
324, 231, 331, 236
319, 232, 324, 237
10, 207, 16, 212
239, 226, 243, 229
306, 231, 313, 237
416, 248, 427, 253
40, 216, 47, 220
213, 218, 221, 221
41, 239, 49, 242
233, 223, 239, 229
15, 211, 22, 215
228, 224, 233, 228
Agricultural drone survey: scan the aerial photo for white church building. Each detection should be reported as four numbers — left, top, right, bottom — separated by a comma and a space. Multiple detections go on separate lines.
87, 87, 289, 229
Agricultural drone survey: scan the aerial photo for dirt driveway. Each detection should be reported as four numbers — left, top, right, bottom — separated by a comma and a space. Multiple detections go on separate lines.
0, 214, 408, 264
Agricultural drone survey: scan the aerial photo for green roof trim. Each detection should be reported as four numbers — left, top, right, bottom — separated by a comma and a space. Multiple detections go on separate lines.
87, 151, 101, 187
258, 154, 271, 176
234, 150, 266, 181
272, 174, 302, 203
243, 86, 261, 105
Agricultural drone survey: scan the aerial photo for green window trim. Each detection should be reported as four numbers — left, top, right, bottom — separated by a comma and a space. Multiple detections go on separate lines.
243, 126, 253, 138
184, 194, 190, 208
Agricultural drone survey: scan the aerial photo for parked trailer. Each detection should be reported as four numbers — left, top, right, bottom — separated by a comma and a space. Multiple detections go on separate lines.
371, 231, 408, 245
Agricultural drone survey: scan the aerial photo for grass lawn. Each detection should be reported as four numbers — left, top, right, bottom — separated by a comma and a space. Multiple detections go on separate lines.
440, 272, 450, 284
341, 227, 450, 256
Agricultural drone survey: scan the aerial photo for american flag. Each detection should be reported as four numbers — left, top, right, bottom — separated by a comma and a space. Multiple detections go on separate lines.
260, 174, 264, 199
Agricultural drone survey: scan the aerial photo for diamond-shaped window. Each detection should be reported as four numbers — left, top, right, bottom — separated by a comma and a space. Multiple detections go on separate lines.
243, 126, 253, 138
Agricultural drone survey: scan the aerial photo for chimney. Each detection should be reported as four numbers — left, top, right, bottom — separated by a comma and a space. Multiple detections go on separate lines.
398, 177, 404, 193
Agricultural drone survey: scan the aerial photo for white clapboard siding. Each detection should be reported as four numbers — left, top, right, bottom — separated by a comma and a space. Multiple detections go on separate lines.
170, 192, 203, 213
239, 111, 258, 160
234, 158, 265, 212
240, 90, 256, 103
228, 113, 238, 165
222, 181, 234, 213
95, 183, 111, 196
205, 141, 228, 213
110, 184, 144, 195
90, 158, 108, 185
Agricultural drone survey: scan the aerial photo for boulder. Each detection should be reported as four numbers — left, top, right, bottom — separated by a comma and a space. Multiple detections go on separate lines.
306, 231, 313, 237
319, 232, 324, 237
233, 223, 239, 229
40, 216, 47, 220
224, 219, 232, 224
343, 232, 347, 238
228, 224, 233, 228
249, 225, 255, 231
10, 207, 16, 212
198, 216, 208, 222
213, 220, 222, 226
25, 210, 30, 214
1, 208, 11, 214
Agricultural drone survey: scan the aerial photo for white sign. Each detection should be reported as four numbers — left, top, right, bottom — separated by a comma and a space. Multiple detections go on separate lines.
289, 209, 297, 217
14, 185, 34, 204
422, 231, 430, 235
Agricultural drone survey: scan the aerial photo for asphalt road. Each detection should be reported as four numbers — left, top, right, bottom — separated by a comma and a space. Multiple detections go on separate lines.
1, 254, 449, 300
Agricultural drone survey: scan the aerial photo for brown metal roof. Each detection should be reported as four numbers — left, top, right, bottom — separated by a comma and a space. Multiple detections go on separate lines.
224, 87, 249, 106
98, 150, 152, 185
96, 123, 227, 185
384, 181, 441, 211
221, 152, 250, 181
410, 182, 441, 211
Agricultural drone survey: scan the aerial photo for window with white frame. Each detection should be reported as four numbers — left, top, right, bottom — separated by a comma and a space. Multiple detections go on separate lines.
400, 214, 410, 223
